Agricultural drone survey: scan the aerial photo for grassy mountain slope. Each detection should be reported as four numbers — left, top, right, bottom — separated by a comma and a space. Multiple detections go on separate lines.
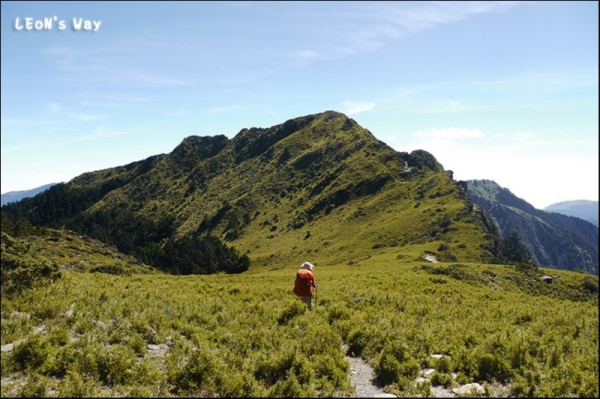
1, 228, 156, 299
24, 229, 157, 275
466, 179, 599, 275
2, 111, 500, 271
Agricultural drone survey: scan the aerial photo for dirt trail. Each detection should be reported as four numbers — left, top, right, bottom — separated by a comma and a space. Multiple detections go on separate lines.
343, 347, 509, 398
343, 345, 397, 398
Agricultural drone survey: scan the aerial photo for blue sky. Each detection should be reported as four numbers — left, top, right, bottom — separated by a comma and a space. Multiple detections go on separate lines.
1, 1, 598, 209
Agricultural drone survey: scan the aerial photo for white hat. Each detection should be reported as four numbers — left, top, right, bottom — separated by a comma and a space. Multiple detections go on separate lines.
300, 262, 314, 271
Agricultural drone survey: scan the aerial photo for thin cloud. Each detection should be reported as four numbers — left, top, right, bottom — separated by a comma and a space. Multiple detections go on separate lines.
165, 109, 186, 117
384, 1, 519, 31
376, 66, 594, 115
342, 101, 376, 115
64, 126, 148, 144
202, 105, 243, 116
388, 127, 485, 160
41, 43, 194, 88
69, 113, 103, 122
413, 127, 483, 140
447, 101, 460, 112
46, 102, 61, 113
78, 92, 153, 109
493, 132, 539, 146
281, 2, 521, 65
292, 50, 320, 66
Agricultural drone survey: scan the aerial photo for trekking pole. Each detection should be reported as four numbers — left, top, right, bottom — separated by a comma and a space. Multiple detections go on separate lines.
315, 283, 318, 309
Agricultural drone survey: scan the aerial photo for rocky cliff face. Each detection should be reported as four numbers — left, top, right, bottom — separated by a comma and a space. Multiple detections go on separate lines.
467, 179, 599, 275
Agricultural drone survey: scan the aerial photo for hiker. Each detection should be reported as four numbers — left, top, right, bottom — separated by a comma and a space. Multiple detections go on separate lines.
293, 261, 318, 310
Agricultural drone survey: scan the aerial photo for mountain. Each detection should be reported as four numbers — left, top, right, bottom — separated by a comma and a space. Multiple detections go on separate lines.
545, 200, 598, 226
1, 183, 56, 206
466, 179, 599, 275
1, 111, 505, 272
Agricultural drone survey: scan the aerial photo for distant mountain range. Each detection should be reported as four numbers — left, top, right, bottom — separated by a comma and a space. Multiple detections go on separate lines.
1, 183, 56, 206
466, 180, 598, 275
545, 200, 598, 226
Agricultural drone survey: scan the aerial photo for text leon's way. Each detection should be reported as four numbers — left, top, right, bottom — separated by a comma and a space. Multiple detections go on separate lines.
15, 17, 101, 32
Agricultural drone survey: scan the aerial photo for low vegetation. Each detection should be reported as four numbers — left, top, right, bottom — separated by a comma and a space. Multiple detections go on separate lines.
1, 241, 597, 397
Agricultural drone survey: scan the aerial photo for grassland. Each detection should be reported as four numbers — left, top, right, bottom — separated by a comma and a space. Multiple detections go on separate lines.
2, 253, 598, 398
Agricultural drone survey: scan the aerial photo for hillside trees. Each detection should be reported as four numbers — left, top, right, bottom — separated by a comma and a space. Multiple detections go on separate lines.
496, 231, 535, 267
1, 183, 98, 228
1, 211, 15, 235
2, 203, 250, 276
157, 234, 250, 275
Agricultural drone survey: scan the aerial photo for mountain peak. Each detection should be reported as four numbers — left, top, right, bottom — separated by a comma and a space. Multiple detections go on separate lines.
3, 111, 503, 272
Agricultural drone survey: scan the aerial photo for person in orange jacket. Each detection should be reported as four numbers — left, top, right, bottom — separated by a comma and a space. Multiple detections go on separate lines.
293, 261, 318, 310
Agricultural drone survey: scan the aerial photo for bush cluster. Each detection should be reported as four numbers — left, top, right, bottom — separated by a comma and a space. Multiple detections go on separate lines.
1, 232, 62, 297
1, 261, 597, 397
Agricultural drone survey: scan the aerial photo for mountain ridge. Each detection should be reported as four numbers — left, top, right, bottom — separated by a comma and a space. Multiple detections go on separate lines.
2, 111, 511, 272
466, 179, 598, 274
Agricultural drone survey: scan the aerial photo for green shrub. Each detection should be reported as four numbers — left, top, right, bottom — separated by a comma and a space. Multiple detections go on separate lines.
269, 373, 314, 397
474, 352, 512, 383
313, 354, 351, 391
1, 232, 62, 297
346, 326, 380, 357
430, 371, 453, 388
127, 332, 148, 356
11, 334, 52, 372
171, 344, 220, 393
16, 373, 48, 398
97, 344, 137, 386
214, 370, 265, 398
374, 341, 420, 386
48, 326, 70, 346
254, 350, 298, 386
327, 304, 352, 325
57, 370, 101, 397
375, 352, 402, 385
582, 276, 598, 294
401, 359, 420, 380
434, 356, 453, 373
277, 301, 306, 325
414, 379, 432, 397
132, 358, 162, 388
90, 265, 131, 276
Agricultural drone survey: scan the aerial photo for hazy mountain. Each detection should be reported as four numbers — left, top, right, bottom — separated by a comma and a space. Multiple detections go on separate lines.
1, 111, 507, 272
545, 200, 598, 226
1, 183, 56, 206
466, 179, 598, 275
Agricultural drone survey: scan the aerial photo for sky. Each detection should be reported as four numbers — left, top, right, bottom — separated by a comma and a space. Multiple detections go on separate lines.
1, 1, 598, 209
